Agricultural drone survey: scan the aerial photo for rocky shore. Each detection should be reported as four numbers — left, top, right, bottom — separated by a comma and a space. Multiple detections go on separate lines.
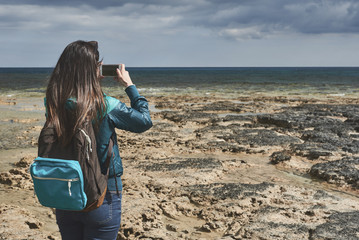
0, 94, 358, 239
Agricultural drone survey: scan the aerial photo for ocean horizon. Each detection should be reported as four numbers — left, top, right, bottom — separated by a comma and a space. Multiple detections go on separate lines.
1, 67, 358, 97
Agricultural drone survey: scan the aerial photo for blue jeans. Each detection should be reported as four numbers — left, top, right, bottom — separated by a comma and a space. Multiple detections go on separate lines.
56, 191, 122, 240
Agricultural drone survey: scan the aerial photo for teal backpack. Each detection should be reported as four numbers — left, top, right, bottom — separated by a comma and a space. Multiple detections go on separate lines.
30, 121, 112, 211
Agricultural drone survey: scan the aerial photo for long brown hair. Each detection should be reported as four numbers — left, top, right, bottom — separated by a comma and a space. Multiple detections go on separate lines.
45, 40, 106, 145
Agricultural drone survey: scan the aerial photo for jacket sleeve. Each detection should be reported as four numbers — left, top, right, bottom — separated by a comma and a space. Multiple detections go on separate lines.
107, 85, 152, 133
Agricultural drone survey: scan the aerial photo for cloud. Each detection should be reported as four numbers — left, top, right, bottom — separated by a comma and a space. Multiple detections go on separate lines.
1, 0, 359, 43
282, 1, 359, 34
195, 0, 359, 38
0, 0, 359, 67
219, 27, 265, 40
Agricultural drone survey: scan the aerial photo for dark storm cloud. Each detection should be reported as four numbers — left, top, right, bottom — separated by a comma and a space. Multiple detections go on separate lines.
180, 0, 359, 37
1, 0, 359, 40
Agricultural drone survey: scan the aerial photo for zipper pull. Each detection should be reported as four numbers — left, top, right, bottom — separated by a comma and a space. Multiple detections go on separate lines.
68, 181, 72, 196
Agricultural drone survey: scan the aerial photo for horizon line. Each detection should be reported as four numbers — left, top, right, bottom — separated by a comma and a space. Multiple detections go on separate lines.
1, 66, 359, 68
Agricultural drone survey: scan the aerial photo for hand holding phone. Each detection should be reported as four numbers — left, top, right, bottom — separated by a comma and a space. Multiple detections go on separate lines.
115, 64, 133, 88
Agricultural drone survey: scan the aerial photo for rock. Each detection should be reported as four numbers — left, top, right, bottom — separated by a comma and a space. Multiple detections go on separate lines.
166, 224, 178, 232
150, 122, 178, 132
310, 211, 359, 240
0, 156, 33, 190
256, 113, 302, 129
309, 157, 359, 189
256, 104, 359, 159
228, 129, 301, 147
196, 123, 301, 149
186, 182, 274, 200
159, 202, 181, 219
161, 110, 219, 124
222, 114, 254, 122
301, 131, 350, 147
305, 150, 332, 160
256, 106, 347, 130
193, 124, 301, 152
270, 151, 292, 164
313, 190, 339, 200
197, 101, 242, 112
204, 141, 246, 153
242, 221, 310, 240
290, 143, 338, 160
15, 155, 34, 168
198, 224, 212, 232
139, 157, 222, 171
225, 221, 242, 237
342, 140, 359, 154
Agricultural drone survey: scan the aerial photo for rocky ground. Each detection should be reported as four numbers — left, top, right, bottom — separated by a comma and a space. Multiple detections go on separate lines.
0, 94, 359, 239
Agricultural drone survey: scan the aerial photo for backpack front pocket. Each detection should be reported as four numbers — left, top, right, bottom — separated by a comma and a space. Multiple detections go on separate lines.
30, 157, 87, 211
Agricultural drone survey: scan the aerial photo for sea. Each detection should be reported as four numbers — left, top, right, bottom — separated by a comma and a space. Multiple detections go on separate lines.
0, 67, 359, 98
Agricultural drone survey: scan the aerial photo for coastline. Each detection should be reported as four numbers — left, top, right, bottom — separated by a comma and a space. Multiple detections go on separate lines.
0, 92, 358, 239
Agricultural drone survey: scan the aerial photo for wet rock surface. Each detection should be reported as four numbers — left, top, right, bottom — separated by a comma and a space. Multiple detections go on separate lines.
1, 94, 359, 239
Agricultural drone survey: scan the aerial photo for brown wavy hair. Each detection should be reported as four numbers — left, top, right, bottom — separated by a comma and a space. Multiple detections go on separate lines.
45, 40, 105, 146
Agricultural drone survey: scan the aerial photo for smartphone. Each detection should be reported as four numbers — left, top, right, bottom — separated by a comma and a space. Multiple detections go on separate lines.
100, 64, 120, 76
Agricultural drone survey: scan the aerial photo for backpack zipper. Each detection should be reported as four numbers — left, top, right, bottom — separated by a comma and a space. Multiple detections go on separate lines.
32, 176, 79, 196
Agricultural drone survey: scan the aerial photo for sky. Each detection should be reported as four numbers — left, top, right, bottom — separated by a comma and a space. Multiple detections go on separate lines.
0, 0, 358, 67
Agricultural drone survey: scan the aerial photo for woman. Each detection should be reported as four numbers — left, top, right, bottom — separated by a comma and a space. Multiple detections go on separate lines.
45, 40, 152, 239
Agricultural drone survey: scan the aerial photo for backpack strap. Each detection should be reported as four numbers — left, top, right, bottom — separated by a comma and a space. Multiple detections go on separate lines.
79, 129, 92, 161
107, 133, 120, 196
